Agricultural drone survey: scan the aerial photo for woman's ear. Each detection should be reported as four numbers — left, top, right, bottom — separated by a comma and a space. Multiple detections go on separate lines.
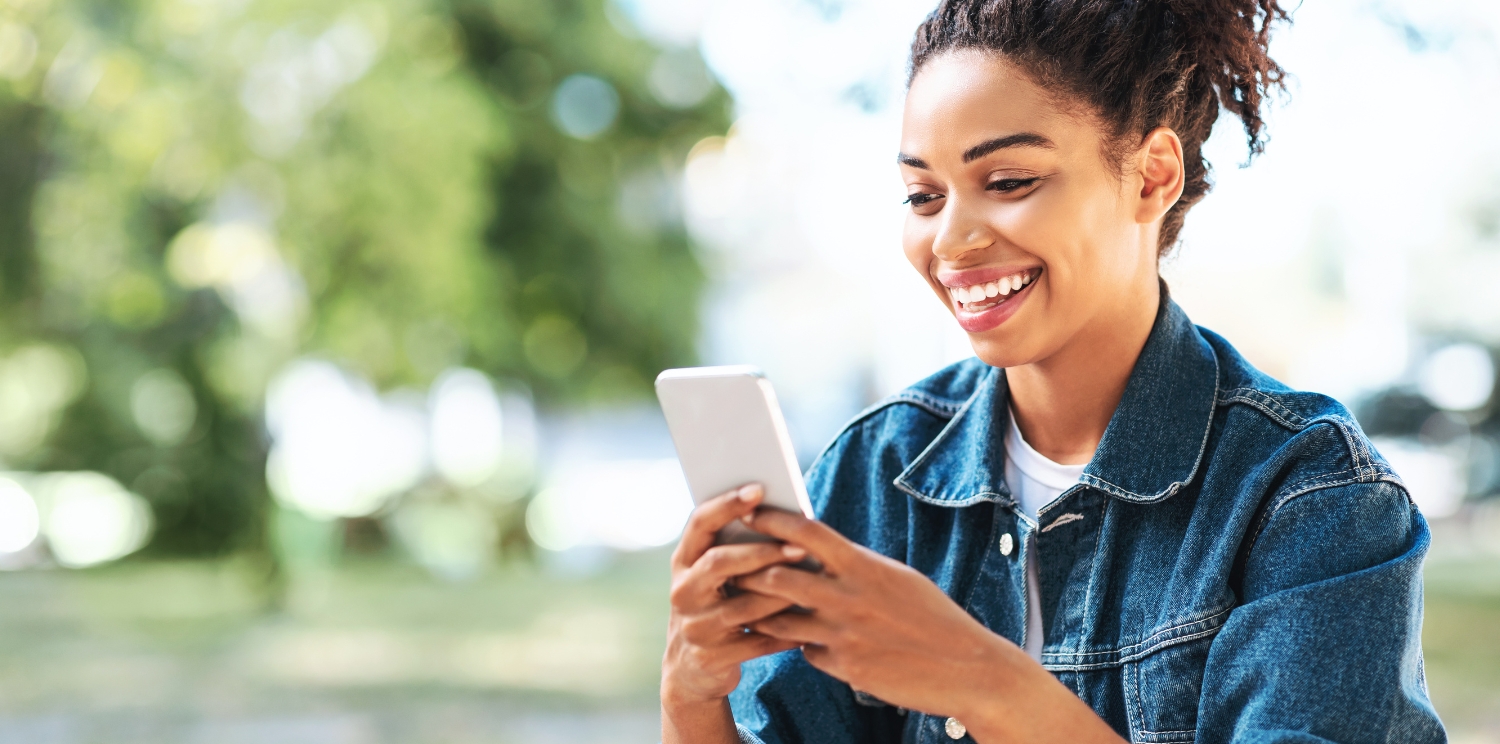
1134, 127, 1185, 225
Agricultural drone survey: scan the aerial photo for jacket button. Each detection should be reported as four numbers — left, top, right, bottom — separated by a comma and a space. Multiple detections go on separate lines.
998, 532, 1014, 556
945, 716, 967, 739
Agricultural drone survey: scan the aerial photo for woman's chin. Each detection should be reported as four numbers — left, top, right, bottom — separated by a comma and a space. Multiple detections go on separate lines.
966, 334, 1036, 370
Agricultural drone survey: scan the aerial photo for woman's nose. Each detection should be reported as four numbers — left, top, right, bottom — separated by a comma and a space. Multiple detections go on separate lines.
931, 201, 996, 260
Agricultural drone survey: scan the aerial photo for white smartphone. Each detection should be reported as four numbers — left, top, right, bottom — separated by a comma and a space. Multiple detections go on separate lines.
656, 365, 815, 545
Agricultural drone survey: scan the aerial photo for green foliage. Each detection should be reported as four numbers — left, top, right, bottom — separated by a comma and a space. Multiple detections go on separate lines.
0, 0, 727, 555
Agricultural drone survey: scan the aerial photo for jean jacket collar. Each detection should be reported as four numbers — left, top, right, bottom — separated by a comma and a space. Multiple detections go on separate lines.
893, 298, 1220, 509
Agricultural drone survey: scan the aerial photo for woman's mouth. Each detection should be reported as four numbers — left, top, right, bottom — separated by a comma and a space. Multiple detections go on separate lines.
944, 268, 1040, 333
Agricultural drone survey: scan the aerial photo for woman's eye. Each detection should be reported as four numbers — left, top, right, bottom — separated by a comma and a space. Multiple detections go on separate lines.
903, 193, 943, 208
988, 177, 1040, 193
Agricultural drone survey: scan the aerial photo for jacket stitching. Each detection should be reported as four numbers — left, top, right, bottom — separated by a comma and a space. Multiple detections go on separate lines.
1115, 605, 1232, 656
1330, 419, 1370, 481
1182, 352, 1222, 492
892, 369, 993, 502
804, 391, 968, 484
1043, 604, 1233, 666
1219, 395, 1379, 483
1122, 651, 1199, 741
892, 391, 967, 417
1344, 420, 1374, 481
1129, 662, 1199, 740
1076, 350, 1219, 505
735, 723, 767, 744
1139, 729, 1197, 740
1248, 469, 1405, 551
1081, 473, 1185, 504
1043, 621, 1226, 672
1074, 497, 1106, 662
1123, 647, 1144, 737
1217, 389, 1309, 429
895, 484, 1009, 508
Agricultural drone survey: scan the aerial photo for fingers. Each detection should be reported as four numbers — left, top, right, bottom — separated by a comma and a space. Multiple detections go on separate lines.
678, 592, 799, 647
672, 484, 764, 569
715, 591, 797, 628
742, 508, 852, 571
749, 611, 834, 646
735, 563, 833, 609
700, 542, 808, 584
722, 632, 802, 665
672, 542, 807, 613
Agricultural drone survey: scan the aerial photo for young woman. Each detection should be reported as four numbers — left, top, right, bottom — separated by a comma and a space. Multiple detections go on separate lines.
661, 1, 1446, 741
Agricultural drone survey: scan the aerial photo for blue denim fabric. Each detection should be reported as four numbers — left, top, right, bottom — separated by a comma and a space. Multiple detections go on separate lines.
729, 299, 1445, 744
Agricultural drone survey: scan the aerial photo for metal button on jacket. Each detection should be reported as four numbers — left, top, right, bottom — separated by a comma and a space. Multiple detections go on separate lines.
944, 717, 967, 739
998, 532, 1014, 556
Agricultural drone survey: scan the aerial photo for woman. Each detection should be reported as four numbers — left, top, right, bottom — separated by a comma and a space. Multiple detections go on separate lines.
662, 0, 1446, 741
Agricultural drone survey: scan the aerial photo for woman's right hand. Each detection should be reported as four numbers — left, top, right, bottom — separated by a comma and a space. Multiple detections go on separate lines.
662, 484, 806, 738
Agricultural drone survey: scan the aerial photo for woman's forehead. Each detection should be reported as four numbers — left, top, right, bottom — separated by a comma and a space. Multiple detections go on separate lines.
900, 51, 1086, 163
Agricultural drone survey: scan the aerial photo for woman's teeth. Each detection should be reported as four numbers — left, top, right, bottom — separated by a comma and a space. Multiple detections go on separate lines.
948, 270, 1036, 307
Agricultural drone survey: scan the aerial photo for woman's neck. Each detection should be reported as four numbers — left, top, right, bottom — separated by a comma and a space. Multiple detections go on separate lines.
1006, 282, 1161, 466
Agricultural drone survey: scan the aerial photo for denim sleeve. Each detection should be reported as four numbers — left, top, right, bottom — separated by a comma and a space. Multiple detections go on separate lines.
1197, 480, 1446, 743
729, 649, 906, 744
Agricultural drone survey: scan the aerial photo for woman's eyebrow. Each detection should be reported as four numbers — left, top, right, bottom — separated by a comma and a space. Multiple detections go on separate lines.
962, 132, 1055, 162
896, 132, 1056, 170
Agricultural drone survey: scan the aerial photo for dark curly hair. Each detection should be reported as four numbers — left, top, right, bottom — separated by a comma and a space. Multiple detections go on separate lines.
909, 0, 1291, 254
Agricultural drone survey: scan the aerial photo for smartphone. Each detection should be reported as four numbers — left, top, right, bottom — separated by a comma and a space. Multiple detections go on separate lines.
655, 365, 814, 546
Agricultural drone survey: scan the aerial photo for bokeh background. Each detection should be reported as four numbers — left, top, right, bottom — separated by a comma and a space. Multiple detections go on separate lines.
0, 0, 1497, 741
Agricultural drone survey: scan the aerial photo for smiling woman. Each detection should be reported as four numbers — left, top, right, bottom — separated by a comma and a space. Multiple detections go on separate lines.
659, 1, 1448, 743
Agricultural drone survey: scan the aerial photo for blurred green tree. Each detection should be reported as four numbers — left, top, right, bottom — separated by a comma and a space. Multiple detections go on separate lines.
0, 0, 727, 557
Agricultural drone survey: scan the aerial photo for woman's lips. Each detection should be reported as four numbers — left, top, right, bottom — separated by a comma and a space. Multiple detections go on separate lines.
951, 270, 1038, 333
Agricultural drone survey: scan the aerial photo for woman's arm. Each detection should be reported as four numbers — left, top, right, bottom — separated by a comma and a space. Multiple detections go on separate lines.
661, 486, 804, 744
736, 508, 1125, 744
1194, 480, 1444, 743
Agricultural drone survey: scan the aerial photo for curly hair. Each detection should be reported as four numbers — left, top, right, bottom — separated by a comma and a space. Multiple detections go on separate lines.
909, 0, 1291, 254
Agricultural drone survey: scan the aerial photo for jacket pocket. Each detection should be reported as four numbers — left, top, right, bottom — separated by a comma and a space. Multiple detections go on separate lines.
1122, 633, 1213, 743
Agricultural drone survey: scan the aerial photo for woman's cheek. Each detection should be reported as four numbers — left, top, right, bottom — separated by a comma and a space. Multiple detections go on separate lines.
902, 219, 936, 276
993, 200, 1047, 252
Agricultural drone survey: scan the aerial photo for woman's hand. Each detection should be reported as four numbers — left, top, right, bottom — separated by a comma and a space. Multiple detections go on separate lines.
736, 508, 1126, 744
661, 485, 806, 744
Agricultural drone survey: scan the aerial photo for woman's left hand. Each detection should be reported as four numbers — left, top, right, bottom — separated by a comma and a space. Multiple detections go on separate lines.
735, 508, 1125, 743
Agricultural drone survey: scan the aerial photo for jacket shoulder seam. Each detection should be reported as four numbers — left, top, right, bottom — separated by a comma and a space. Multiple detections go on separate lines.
1248, 468, 1407, 552
1218, 392, 1382, 486
1216, 387, 1312, 429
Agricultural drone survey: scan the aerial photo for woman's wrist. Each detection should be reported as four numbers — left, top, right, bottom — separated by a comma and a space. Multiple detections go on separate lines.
660, 678, 725, 716
947, 636, 1123, 744
945, 636, 1031, 738
661, 689, 720, 714
660, 693, 739, 744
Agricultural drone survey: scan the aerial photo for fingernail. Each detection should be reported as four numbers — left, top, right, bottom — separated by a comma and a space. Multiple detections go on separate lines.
740, 510, 756, 525
739, 484, 763, 501
782, 545, 806, 560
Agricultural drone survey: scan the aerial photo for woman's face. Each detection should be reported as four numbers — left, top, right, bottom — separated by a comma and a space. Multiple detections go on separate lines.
899, 51, 1165, 369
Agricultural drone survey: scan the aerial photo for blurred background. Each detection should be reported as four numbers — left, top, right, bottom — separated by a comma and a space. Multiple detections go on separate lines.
0, 0, 1496, 741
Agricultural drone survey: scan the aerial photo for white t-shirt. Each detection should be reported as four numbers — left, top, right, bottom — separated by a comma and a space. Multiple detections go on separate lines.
1003, 410, 1086, 661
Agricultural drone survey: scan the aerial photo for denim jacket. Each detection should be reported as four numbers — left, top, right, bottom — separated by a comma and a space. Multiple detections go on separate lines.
730, 299, 1445, 744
